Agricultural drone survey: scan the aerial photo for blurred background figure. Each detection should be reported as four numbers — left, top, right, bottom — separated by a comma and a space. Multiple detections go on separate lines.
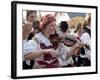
23, 10, 37, 40
84, 13, 91, 29
55, 12, 70, 25
22, 10, 37, 69
74, 23, 83, 40
56, 21, 69, 37
80, 20, 91, 60
72, 15, 91, 66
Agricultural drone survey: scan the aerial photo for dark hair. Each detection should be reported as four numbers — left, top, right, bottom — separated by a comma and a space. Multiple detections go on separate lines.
82, 20, 91, 37
26, 10, 37, 20
83, 26, 91, 37
27, 21, 41, 41
60, 21, 69, 33
83, 21, 87, 28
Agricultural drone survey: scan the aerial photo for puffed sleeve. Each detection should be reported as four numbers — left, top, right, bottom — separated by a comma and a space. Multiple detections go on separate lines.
22, 40, 39, 65
23, 40, 38, 56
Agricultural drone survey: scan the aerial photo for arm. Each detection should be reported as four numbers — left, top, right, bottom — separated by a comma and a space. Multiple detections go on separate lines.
65, 47, 80, 59
23, 21, 33, 40
65, 43, 83, 59
24, 50, 44, 60
24, 49, 57, 60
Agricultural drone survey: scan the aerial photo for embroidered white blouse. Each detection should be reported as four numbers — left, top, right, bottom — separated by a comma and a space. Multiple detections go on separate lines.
23, 32, 74, 68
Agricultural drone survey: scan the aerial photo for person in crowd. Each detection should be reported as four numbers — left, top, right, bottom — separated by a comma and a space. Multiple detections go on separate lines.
56, 21, 75, 67
26, 10, 40, 41
23, 10, 37, 40
74, 23, 83, 41
23, 14, 58, 68
56, 21, 69, 37
22, 10, 37, 69
84, 13, 91, 30
73, 21, 91, 66
80, 20, 91, 61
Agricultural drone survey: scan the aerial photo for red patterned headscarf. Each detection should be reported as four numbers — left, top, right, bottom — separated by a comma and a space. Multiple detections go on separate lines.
39, 14, 56, 30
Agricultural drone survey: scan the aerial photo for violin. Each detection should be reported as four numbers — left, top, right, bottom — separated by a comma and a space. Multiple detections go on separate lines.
49, 33, 77, 48
49, 33, 90, 50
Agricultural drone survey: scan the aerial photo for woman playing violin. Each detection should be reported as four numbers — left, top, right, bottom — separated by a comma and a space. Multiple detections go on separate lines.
23, 14, 83, 69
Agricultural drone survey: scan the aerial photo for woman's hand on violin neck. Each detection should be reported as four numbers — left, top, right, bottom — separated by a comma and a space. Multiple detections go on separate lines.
71, 42, 85, 56
79, 43, 86, 47
73, 42, 84, 48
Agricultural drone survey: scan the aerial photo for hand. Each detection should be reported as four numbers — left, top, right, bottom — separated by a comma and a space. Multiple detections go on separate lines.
23, 21, 33, 39
43, 49, 58, 58
72, 42, 84, 56
78, 42, 85, 48
23, 21, 33, 32
74, 42, 84, 48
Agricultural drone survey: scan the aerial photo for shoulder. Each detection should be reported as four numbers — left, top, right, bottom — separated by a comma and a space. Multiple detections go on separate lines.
34, 32, 43, 41
80, 32, 91, 43
23, 39, 39, 53
34, 32, 52, 46
24, 40, 38, 48
81, 32, 90, 38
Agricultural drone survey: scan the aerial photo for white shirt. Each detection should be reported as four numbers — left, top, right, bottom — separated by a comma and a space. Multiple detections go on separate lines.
80, 32, 90, 44
23, 39, 34, 65
57, 43, 74, 66
23, 32, 53, 66
80, 32, 91, 60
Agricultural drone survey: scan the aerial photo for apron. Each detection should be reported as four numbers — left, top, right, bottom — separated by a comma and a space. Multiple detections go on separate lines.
36, 43, 59, 68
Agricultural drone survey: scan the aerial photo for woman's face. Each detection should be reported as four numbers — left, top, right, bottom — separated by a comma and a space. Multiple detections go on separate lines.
27, 12, 37, 22
44, 21, 56, 35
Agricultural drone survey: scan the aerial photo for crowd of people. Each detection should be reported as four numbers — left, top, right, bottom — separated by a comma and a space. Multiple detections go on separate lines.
22, 10, 91, 69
